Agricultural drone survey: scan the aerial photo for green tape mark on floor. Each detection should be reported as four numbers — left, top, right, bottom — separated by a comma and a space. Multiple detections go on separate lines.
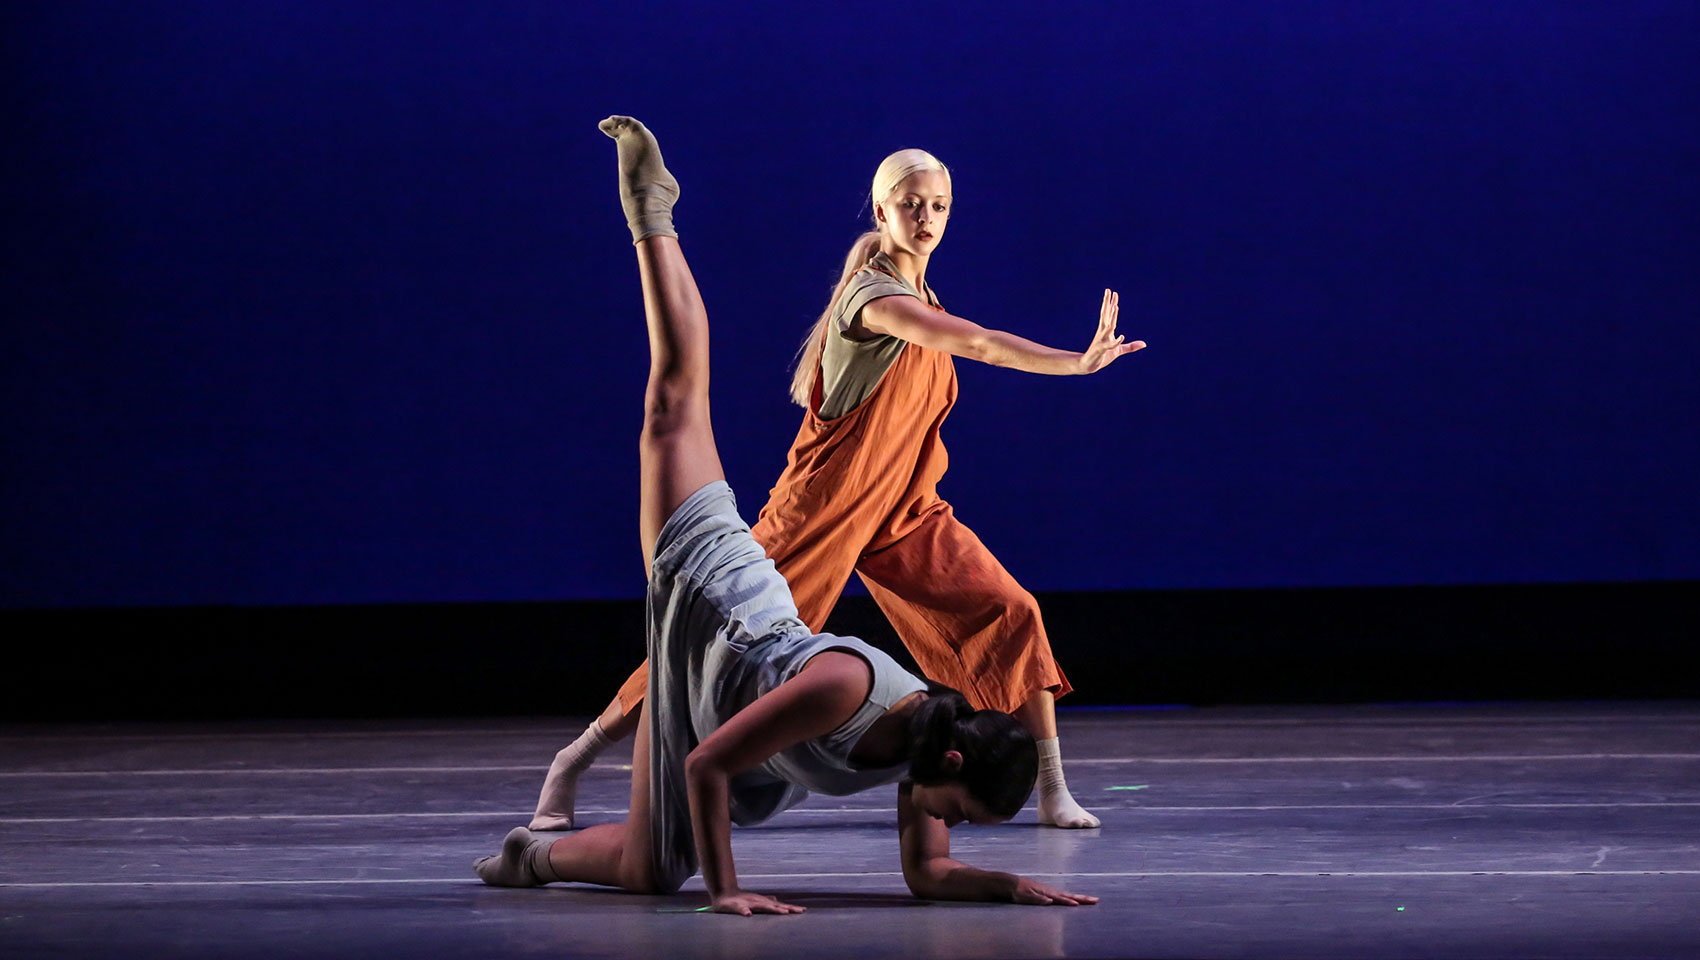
1106, 785, 1150, 791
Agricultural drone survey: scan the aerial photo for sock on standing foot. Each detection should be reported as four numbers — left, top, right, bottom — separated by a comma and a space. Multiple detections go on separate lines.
530, 719, 614, 831
1035, 737, 1101, 829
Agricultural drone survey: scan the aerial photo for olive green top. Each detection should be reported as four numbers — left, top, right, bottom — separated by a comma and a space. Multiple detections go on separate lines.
817, 252, 941, 420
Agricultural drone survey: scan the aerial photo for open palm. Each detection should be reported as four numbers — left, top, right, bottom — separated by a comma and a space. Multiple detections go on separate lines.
1079, 289, 1145, 374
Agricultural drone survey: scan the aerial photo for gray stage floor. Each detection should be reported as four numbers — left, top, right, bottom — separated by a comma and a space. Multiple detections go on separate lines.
2, 703, 1697, 959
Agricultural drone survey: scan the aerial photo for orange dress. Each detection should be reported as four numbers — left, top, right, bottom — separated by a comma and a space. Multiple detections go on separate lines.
615, 268, 1069, 715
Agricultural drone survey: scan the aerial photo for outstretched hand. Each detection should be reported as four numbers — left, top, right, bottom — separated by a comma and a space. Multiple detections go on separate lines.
1011, 876, 1099, 906
710, 890, 807, 916
1078, 289, 1145, 374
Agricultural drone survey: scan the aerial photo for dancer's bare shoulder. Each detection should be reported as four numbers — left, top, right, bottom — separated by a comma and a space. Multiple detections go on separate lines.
798, 649, 875, 703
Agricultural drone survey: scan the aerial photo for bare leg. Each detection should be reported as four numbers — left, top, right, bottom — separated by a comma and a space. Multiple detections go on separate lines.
632, 233, 725, 567
1017, 689, 1101, 829
1013, 689, 1059, 740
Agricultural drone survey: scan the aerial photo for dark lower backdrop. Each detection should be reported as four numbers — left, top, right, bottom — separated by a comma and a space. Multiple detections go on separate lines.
6, 580, 1692, 722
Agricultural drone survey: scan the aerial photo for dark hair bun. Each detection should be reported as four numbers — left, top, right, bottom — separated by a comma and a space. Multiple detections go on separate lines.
906, 682, 1038, 819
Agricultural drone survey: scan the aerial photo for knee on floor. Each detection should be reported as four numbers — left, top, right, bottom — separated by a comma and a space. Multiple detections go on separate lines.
620, 863, 688, 896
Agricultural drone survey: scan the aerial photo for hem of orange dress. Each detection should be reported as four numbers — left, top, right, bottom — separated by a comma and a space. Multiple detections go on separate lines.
973, 675, 1070, 716
615, 672, 648, 715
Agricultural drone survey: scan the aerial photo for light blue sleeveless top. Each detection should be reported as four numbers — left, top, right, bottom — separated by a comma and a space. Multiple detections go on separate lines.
701, 627, 925, 816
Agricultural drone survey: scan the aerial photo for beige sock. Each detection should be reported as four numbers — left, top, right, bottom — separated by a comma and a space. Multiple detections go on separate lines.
1036, 737, 1102, 829
473, 826, 561, 887
530, 719, 614, 830
598, 115, 679, 243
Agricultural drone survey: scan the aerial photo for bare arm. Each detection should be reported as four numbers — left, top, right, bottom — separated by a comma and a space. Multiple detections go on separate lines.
858, 289, 1143, 375
896, 783, 1099, 905
683, 651, 870, 916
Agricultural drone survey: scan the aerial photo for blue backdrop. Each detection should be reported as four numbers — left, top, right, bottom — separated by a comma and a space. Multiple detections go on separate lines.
4, 1, 1696, 608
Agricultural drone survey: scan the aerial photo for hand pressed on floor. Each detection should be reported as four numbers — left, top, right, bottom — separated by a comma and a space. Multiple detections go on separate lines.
710, 890, 808, 916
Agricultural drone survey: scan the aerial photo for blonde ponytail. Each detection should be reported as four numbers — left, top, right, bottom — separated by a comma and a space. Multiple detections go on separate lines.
787, 148, 951, 408
788, 230, 883, 407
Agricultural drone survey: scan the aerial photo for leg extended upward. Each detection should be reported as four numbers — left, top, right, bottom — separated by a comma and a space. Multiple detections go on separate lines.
598, 114, 725, 568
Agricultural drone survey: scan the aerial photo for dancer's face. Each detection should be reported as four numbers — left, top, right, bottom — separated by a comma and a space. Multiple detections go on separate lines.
910, 781, 1002, 827
875, 170, 951, 258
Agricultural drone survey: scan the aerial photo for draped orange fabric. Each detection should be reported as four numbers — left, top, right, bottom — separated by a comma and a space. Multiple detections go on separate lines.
615, 282, 1069, 715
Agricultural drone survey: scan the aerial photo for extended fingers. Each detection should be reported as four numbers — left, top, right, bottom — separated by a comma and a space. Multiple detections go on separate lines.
1038, 887, 1095, 905
1099, 289, 1121, 338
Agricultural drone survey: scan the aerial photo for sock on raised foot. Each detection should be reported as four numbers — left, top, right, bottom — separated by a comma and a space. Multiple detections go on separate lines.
530, 719, 614, 831
598, 115, 679, 243
1035, 737, 1102, 829
473, 827, 561, 887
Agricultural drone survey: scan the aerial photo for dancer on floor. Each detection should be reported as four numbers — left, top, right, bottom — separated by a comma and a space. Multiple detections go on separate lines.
535, 126, 1145, 834
474, 116, 1097, 915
